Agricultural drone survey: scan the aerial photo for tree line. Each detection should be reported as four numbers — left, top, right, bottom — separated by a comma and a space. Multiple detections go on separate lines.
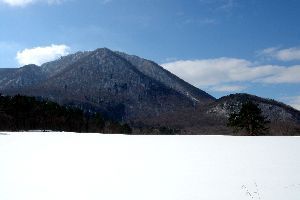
0, 94, 132, 133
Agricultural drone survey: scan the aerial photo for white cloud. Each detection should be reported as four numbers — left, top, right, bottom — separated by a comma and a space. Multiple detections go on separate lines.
16, 44, 70, 66
162, 58, 300, 89
0, 0, 64, 7
210, 85, 246, 92
259, 47, 300, 61
162, 58, 278, 86
0, 0, 34, 6
259, 65, 300, 83
284, 96, 300, 111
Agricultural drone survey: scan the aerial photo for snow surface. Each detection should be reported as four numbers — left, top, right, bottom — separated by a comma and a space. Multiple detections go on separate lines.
0, 132, 300, 200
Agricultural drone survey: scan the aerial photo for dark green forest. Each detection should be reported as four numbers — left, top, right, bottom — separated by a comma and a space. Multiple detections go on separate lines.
0, 94, 132, 133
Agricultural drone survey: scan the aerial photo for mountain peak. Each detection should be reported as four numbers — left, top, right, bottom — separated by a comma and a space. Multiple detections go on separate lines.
1, 48, 299, 135
1, 47, 214, 120
91, 47, 119, 59
94, 47, 113, 52
23, 64, 40, 68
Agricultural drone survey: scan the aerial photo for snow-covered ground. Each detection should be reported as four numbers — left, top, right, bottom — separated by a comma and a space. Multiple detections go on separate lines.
0, 132, 300, 200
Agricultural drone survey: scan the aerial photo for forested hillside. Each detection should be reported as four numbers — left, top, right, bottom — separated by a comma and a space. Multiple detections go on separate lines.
0, 94, 132, 133
1, 49, 299, 135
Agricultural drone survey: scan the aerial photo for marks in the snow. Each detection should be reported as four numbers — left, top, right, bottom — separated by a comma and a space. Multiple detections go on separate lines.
242, 182, 300, 200
241, 182, 262, 200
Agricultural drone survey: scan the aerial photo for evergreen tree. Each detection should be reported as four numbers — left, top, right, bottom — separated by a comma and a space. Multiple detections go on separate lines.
227, 101, 270, 135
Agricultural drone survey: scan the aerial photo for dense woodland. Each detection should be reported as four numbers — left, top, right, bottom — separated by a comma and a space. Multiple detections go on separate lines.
0, 94, 132, 133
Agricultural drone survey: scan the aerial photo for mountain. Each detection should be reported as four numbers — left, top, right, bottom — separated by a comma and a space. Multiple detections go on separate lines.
0, 68, 17, 80
0, 48, 299, 135
115, 51, 213, 105
40, 51, 91, 76
152, 93, 300, 135
208, 94, 300, 135
0, 48, 215, 122
0, 65, 47, 90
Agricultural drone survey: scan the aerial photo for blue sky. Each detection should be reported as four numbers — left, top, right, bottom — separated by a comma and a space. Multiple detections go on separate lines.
0, 0, 300, 109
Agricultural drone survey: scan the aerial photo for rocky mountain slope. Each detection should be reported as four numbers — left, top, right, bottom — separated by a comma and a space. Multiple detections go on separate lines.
115, 51, 213, 105
0, 48, 215, 122
0, 48, 299, 135
0, 64, 47, 90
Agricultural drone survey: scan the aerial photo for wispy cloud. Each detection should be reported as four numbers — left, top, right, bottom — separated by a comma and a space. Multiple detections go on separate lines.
100, 0, 112, 4
182, 17, 217, 26
162, 57, 300, 90
259, 47, 300, 61
16, 44, 70, 66
0, 0, 64, 7
217, 0, 235, 11
198, 0, 237, 12
210, 85, 246, 92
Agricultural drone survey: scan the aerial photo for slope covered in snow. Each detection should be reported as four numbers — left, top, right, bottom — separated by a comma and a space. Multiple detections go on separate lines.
0, 133, 299, 200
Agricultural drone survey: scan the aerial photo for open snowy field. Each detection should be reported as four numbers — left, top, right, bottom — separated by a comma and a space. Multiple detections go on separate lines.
0, 132, 300, 200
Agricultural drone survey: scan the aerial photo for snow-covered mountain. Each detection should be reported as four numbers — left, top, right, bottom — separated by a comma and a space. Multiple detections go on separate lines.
0, 48, 299, 134
0, 48, 215, 121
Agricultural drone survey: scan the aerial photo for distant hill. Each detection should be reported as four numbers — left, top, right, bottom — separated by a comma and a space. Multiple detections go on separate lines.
0, 48, 299, 135
146, 93, 300, 135
208, 94, 300, 135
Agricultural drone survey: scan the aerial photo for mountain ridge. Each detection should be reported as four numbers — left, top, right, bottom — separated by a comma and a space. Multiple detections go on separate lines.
0, 48, 299, 135
114, 51, 215, 104
1, 48, 206, 122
